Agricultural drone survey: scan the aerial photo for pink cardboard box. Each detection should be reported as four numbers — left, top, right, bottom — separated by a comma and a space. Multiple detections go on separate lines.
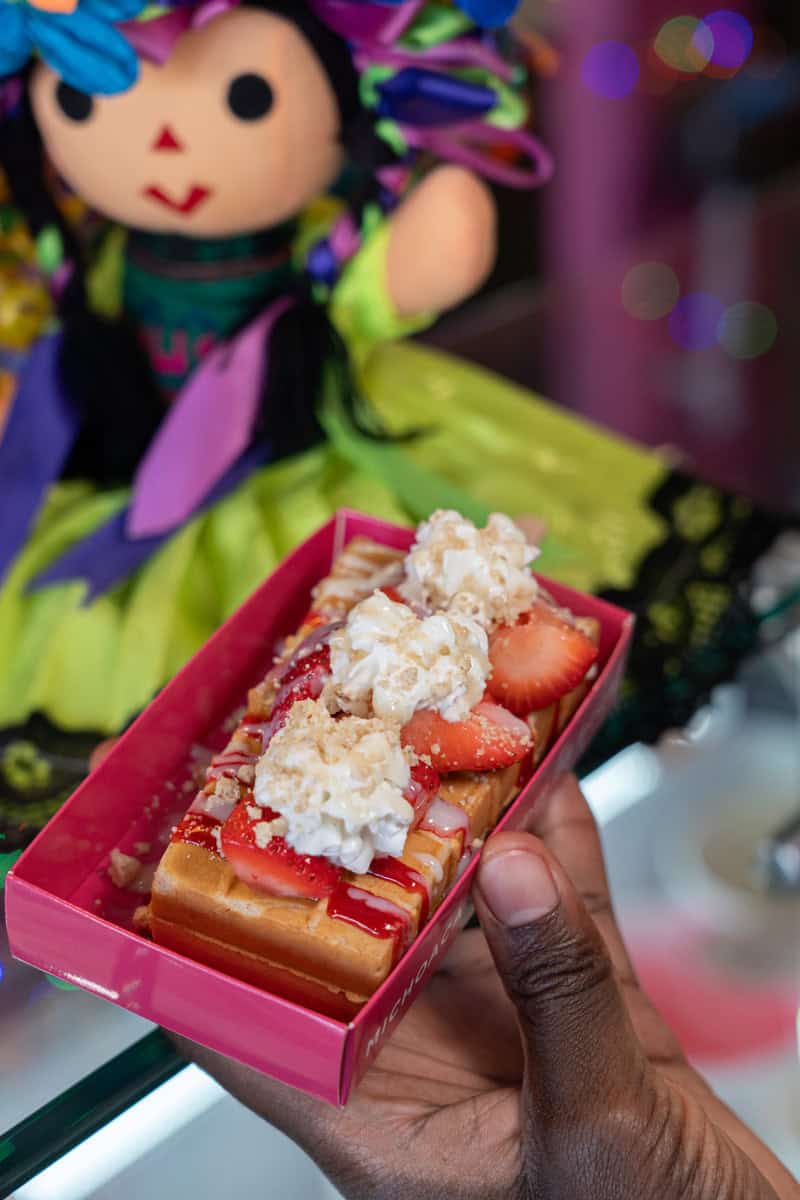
6, 510, 634, 1105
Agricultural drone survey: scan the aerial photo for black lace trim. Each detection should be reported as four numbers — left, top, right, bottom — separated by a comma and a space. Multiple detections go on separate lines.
580, 469, 797, 773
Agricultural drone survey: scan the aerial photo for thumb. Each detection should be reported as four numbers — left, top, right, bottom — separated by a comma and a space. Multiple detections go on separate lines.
473, 830, 644, 1119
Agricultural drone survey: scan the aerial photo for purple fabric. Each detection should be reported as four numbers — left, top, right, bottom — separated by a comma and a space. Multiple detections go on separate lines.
0, 76, 23, 118
309, 0, 421, 44
29, 442, 272, 601
49, 260, 74, 300
119, 11, 193, 64
128, 296, 293, 539
377, 164, 411, 193
0, 334, 80, 586
191, 0, 239, 28
372, 0, 421, 43
328, 213, 361, 261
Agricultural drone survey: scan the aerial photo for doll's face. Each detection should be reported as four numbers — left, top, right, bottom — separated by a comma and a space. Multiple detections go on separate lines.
31, 9, 344, 236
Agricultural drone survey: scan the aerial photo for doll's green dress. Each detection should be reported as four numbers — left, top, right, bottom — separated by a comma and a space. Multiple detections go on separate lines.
0, 206, 666, 735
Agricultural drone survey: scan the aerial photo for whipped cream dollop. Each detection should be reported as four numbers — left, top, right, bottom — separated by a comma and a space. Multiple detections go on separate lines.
326, 591, 489, 725
400, 509, 539, 629
254, 699, 415, 874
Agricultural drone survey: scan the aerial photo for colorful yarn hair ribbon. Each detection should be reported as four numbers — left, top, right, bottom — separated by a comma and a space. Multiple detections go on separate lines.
402, 119, 554, 188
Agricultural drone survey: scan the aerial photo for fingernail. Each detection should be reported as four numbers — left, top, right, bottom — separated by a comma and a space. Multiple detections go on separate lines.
478, 850, 559, 927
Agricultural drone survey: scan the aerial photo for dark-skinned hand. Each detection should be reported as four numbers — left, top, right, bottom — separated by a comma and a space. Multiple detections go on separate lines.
154, 774, 798, 1200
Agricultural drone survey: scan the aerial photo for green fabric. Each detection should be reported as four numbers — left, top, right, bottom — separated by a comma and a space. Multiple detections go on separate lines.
86, 227, 126, 319
0, 341, 667, 736
400, 3, 474, 48
0, 851, 20, 884
123, 227, 296, 394
360, 342, 669, 594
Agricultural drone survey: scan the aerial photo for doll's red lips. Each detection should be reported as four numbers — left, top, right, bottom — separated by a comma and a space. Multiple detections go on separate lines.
143, 185, 211, 215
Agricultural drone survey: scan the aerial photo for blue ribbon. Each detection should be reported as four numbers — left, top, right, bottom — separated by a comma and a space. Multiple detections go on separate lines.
376, 67, 496, 127
357, 0, 519, 28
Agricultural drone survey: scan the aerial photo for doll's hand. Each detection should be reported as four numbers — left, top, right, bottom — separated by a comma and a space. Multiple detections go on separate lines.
173, 776, 798, 1200
385, 165, 496, 318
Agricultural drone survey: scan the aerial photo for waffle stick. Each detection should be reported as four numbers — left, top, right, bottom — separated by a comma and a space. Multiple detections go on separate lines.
143, 539, 591, 1016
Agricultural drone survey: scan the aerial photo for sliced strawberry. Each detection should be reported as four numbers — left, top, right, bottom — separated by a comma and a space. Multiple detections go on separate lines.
262, 647, 331, 748
379, 586, 408, 606
401, 700, 531, 772
487, 602, 598, 714
404, 760, 440, 826
278, 643, 331, 692
220, 801, 340, 900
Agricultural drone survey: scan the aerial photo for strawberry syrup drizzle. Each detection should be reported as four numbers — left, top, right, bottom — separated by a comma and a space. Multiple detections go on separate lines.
171, 811, 221, 853
419, 798, 470, 855
238, 716, 272, 743
326, 884, 411, 962
206, 750, 257, 781
368, 857, 430, 926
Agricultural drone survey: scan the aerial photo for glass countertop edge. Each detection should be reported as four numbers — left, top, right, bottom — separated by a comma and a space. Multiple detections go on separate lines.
0, 1030, 184, 1198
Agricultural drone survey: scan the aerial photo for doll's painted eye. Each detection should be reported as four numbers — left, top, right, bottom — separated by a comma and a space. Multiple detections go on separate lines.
55, 82, 94, 123
227, 73, 274, 121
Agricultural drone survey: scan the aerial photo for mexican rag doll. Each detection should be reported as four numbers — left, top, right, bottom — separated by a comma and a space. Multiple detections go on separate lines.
0, 0, 554, 744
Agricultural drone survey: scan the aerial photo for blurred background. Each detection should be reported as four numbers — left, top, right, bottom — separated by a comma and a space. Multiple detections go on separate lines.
2, 0, 799, 1195
430, 0, 800, 515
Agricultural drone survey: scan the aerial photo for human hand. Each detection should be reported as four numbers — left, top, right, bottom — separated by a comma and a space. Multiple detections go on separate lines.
173, 775, 799, 1200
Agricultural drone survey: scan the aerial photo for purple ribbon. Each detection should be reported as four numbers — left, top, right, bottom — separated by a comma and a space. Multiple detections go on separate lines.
25, 297, 294, 599
354, 35, 515, 82
128, 296, 293, 538
0, 333, 80, 586
309, 0, 423, 44
402, 119, 555, 188
29, 441, 272, 601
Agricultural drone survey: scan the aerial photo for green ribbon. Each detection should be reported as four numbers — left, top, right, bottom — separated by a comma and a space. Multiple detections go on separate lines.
319, 384, 491, 527
400, 3, 474, 49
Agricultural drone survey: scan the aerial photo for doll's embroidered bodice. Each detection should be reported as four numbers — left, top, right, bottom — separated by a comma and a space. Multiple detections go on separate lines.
123, 223, 297, 396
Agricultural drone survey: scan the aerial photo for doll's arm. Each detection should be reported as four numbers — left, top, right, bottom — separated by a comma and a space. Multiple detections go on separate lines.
385, 165, 497, 318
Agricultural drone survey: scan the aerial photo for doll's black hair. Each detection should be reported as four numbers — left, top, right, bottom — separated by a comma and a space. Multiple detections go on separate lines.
0, 77, 167, 483
0, 0, 397, 489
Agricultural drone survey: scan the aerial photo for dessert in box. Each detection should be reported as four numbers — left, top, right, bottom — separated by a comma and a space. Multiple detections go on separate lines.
5, 510, 633, 1104
140, 511, 602, 1019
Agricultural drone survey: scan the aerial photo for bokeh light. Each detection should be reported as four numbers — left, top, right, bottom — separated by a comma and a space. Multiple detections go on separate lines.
654, 16, 713, 75
717, 302, 778, 359
703, 10, 754, 73
580, 41, 640, 99
622, 262, 680, 321
668, 293, 725, 351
